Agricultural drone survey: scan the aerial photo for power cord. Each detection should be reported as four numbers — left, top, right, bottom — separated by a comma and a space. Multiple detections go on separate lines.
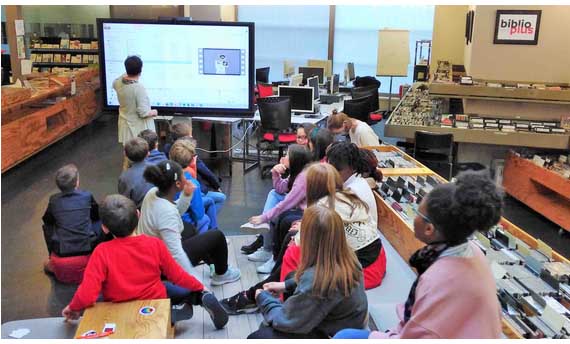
195, 120, 257, 154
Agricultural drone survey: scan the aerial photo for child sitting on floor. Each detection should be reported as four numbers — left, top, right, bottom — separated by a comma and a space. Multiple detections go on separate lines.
42, 164, 104, 284
118, 137, 155, 208
139, 129, 167, 165
61, 194, 228, 329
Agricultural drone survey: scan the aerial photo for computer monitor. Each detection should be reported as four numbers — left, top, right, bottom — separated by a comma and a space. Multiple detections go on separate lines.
343, 96, 373, 123
330, 74, 340, 95
347, 62, 355, 81
256, 67, 270, 83
307, 76, 319, 101
283, 60, 295, 78
352, 85, 379, 111
257, 96, 292, 131
308, 59, 332, 78
289, 73, 303, 87
298, 66, 324, 85
278, 86, 314, 113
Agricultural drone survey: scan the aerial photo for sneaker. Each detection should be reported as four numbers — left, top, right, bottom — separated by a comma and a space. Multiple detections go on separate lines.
220, 291, 258, 315
211, 266, 241, 286
241, 235, 263, 255
171, 302, 194, 324
256, 258, 275, 274
240, 221, 270, 234
247, 248, 272, 262
201, 292, 229, 329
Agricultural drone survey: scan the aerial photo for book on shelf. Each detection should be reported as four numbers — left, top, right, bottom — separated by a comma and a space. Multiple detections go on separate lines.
81, 43, 91, 50
551, 128, 566, 134
561, 116, 570, 130
42, 54, 53, 63
65, 54, 71, 63
40, 43, 50, 49
93, 55, 99, 64
542, 122, 558, 128
484, 119, 498, 124
81, 54, 89, 63
33, 43, 41, 49
440, 114, 454, 128
90, 41, 98, 49
30, 53, 38, 62
534, 127, 552, 134
501, 125, 516, 133
70, 55, 82, 63
455, 114, 469, 122
60, 39, 70, 49
70, 40, 81, 49
87, 55, 94, 63
53, 54, 62, 63
471, 123, 485, 129
455, 121, 469, 129
499, 119, 512, 125
470, 117, 484, 124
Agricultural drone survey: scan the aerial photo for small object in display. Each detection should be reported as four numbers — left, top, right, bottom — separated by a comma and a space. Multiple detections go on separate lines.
551, 128, 566, 134
499, 119, 512, 125
531, 84, 546, 90
70, 55, 81, 64
501, 124, 516, 132
470, 117, 484, 124
60, 39, 70, 49
534, 127, 552, 134
81, 55, 89, 63
487, 82, 503, 88
560, 115, 570, 130
81, 43, 91, 50
460, 76, 473, 85
90, 41, 98, 49
53, 54, 62, 63
70, 40, 81, 49
440, 114, 454, 128
517, 83, 531, 89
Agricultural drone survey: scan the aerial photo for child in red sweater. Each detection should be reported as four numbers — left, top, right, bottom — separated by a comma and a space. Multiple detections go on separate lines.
62, 194, 228, 329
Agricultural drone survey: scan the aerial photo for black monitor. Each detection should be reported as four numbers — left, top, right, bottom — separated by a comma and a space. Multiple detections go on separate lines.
352, 85, 379, 111
307, 76, 319, 101
256, 67, 270, 83
257, 96, 292, 131
278, 86, 314, 113
298, 66, 324, 85
330, 73, 340, 94
347, 62, 355, 81
343, 96, 373, 122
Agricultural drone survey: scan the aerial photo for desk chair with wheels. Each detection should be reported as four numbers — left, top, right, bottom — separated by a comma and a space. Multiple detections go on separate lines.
413, 131, 455, 180
351, 85, 383, 125
343, 96, 374, 123
257, 96, 296, 178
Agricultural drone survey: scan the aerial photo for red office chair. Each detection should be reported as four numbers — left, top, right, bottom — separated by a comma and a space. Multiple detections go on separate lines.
257, 96, 296, 178
253, 83, 274, 104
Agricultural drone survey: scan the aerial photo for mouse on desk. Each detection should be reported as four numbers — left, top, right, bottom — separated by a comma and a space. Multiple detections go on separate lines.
304, 114, 320, 119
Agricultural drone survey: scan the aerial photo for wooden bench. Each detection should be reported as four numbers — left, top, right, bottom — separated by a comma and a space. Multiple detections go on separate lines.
75, 299, 173, 339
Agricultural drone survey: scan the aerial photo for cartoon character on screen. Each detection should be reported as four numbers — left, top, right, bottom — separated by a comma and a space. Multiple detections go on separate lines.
215, 54, 229, 74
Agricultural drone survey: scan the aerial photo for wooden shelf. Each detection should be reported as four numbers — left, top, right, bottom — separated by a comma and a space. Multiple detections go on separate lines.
31, 48, 98, 54
384, 123, 570, 150
33, 63, 91, 67
429, 82, 570, 103
503, 151, 570, 231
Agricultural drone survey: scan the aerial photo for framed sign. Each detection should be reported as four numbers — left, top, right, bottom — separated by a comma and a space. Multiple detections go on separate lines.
494, 10, 541, 45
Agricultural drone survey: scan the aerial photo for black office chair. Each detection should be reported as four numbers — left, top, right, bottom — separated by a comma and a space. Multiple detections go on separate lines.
413, 131, 455, 180
257, 96, 295, 178
256, 67, 270, 84
351, 85, 383, 125
343, 96, 374, 123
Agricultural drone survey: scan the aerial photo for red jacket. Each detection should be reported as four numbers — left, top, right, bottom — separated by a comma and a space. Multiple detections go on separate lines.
69, 234, 203, 311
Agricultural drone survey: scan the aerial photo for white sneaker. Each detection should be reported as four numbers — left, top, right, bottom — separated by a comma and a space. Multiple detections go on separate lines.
211, 266, 241, 286
240, 222, 270, 233
247, 248, 273, 262
256, 258, 275, 274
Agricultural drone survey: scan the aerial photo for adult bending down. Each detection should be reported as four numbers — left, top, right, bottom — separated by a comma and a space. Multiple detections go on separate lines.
137, 160, 240, 286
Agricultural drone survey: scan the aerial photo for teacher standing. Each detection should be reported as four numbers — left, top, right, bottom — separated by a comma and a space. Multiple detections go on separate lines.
113, 55, 157, 170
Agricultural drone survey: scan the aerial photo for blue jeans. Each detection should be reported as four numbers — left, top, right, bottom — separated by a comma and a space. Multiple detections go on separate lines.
204, 191, 226, 215
333, 329, 371, 339
202, 197, 218, 230
163, 281, 203, 305
263, 189, 286, 213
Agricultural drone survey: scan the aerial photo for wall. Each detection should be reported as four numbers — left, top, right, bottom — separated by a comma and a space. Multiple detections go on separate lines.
466, 5, 570, 83
430, 5, 469, 67
22, 6, 109, 26
109, 6, 182, 19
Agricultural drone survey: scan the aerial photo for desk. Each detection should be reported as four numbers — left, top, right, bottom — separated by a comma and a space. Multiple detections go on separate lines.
74, 299, 172, 339
155, 115, 241, 176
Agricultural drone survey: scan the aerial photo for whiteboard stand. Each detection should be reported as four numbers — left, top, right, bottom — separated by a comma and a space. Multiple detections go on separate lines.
376, 29, 410, 114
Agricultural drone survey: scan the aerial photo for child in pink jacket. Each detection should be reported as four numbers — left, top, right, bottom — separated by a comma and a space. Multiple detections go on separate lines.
334, 171, 503, 339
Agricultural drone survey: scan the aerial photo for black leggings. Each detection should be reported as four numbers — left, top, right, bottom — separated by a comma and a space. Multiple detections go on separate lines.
181, 228, 228, 275
245, 230, 299, 300
272, 209, 303, 258
248, 323, 327, 339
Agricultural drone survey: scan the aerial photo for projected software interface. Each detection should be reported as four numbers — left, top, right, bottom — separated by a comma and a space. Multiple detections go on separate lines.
102, 23, 250, 109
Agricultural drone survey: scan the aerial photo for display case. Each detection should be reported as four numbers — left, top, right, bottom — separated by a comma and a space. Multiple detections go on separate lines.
1, 68, 100, 172
367, 145, 570, 339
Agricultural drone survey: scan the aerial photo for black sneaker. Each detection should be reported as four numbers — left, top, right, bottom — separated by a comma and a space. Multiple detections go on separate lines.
202, 292, 229, 330
241, 235, 263, 255
171, 302, 194, 325
220, 291, 258, 315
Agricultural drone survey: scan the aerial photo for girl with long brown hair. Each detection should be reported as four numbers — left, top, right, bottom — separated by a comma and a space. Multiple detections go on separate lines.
248, 205, 368, 339
280, 163, 387, 289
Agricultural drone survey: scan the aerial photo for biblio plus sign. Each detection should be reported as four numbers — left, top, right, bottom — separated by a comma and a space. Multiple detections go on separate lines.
496, 14, 539, 41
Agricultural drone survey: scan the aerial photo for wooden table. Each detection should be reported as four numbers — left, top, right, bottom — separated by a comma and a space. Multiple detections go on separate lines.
74, 299, 173, 339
